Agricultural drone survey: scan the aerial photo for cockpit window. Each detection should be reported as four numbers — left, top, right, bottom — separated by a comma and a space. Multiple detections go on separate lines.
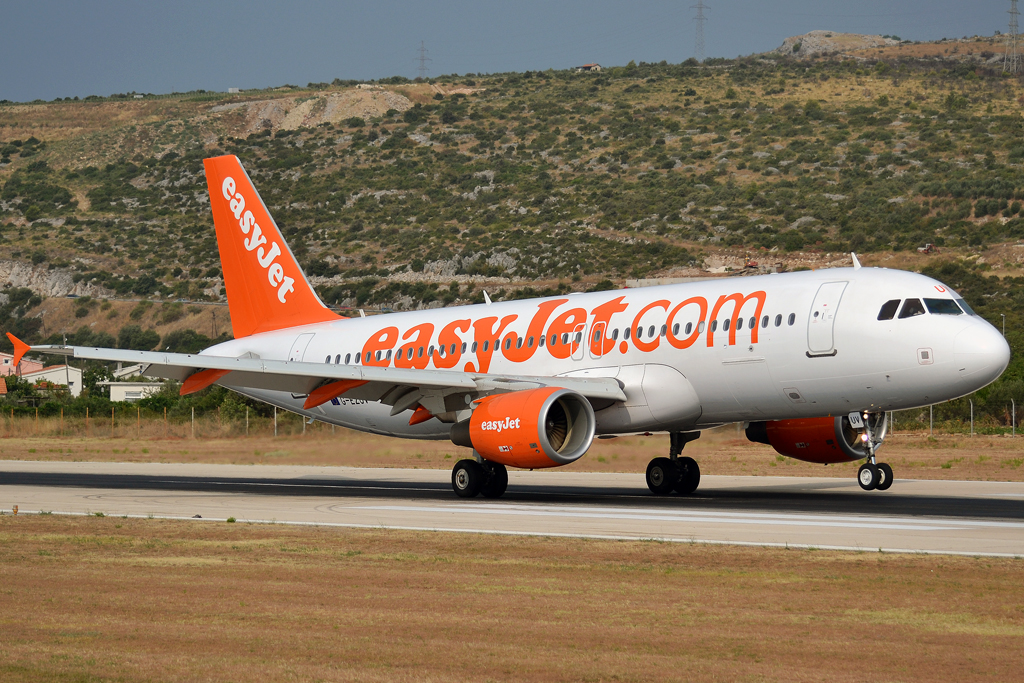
924, 298, 963, 316
898, 298, 926, 319
955, 298, 976, 316
877, 299, 901, 320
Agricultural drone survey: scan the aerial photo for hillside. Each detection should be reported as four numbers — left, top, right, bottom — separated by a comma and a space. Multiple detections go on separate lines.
1, 38, 1024, 345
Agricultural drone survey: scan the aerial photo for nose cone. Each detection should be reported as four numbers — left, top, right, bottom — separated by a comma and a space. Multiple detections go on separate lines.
954, 322, 1011, 389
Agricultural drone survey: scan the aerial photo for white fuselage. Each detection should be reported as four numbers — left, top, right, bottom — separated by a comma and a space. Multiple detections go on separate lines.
206, 267, 1009, 440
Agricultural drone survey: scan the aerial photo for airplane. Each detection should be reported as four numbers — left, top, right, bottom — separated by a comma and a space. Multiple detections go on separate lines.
8, 155, 1010, 498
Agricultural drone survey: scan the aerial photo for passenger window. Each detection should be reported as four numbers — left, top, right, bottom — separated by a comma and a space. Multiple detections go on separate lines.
698, 321, 705, 333
344, 353, 351, 364
528, 336, 535, 347
787, 313, 795, 326
748, 317, 755, 330
418, 346, 424, 357
482, 341, 489, 352
538, 335, 545, 347
761, 316, 768, 329
624, 327, 631, 340
775, 314, 782, 327
723, 318, 731, 332
877, 299, 900, 320
611, 328, 619, 340
461, 342, 467, 353
685, 322, 693, 335
636, 327, 643, 339
471, 341, 478, 353
924, 298, 963, 316
710, 320, 718, 332
660, 325, 667, 337
898, 299, 926, 319
736, 317, 743, 331
325, 355, 331, 363
672, 323, 679, 335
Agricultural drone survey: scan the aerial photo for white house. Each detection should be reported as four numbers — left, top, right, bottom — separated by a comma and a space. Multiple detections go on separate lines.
21, 365, 83, 398
97, 381, 164, 402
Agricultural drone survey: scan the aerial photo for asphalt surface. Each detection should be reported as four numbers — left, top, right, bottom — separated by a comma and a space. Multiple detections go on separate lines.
2, 461, 1023, 556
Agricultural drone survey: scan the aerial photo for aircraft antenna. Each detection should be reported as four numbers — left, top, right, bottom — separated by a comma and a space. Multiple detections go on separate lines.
851, 253, 862, 269
692, 1, 707, 63
417, 41, 432, 80
1006, 0, 1021, 74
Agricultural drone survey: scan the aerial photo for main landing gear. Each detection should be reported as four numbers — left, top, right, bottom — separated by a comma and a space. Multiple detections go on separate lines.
646, 431, 702, 496
452, 458, 508, 499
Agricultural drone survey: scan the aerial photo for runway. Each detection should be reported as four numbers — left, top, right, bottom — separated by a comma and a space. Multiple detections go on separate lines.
2, 461, 1023, 557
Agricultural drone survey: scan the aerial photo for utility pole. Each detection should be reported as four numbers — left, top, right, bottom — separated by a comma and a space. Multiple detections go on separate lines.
417, 41, 432, 80
1006, 0, 1021, 74
692, 1, 707, 63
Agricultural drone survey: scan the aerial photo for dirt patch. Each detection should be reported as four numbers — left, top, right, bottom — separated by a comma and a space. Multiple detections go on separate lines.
2, 425, 1023, 481
0, 515, 1021, 682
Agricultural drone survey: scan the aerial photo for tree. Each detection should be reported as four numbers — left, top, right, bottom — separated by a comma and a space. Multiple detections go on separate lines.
117, 324, 160, 351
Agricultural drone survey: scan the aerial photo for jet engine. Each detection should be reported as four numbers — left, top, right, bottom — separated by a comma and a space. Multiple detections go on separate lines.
745, 412, 887, 464
450, 387, 596, 469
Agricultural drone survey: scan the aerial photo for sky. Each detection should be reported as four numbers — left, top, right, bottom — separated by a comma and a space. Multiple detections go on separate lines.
0, 1, 1009, 102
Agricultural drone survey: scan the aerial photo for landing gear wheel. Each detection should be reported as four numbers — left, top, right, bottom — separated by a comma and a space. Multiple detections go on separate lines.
857, 463, 880, 491
646, 457, 679, 495
452, 459, 485, 498
673, 456, 701, 495
480, 462, 509, 499
876, 463, 893, 491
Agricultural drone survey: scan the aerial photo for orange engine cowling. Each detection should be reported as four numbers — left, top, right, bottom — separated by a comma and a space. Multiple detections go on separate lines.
450, 387, 596, 469
746, 414, 886, 464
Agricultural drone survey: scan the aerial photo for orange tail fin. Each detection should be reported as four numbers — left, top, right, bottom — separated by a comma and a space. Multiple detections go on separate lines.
203, 155, 340, 338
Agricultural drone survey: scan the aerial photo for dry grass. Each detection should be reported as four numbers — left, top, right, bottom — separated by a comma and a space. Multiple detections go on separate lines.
3, 422, 1024, 481
0, 515, 1021, 682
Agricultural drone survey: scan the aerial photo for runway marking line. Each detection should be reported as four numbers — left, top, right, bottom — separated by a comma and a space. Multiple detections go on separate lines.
345, 503, 1024, 531
2, 508, 1022, 559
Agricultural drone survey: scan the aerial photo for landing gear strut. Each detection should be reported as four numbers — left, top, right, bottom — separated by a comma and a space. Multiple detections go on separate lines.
646, 431, 701, 496
451, 458, 508, 498
856, 414, 893, 491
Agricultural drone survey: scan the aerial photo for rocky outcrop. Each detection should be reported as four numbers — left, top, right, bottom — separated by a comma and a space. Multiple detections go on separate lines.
0, 260, 113, 298
774, 31, 900, 58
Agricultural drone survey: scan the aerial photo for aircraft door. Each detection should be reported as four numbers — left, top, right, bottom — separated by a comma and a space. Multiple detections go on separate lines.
571, 322, 587, 360
589, 322, 607, 360
288, 333, 315, 362
807, 282, 848, 355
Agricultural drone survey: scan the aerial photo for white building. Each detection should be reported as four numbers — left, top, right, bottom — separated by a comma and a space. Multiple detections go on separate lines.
97, 381, 164, 402
21, 365, 83, 398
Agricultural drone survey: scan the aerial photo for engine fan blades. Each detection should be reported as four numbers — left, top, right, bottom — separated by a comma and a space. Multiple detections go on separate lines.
546, 400, 568, 451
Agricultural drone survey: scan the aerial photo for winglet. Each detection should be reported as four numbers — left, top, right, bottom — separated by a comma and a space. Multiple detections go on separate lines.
6, 333, 30, 367
851, 252, 862, 270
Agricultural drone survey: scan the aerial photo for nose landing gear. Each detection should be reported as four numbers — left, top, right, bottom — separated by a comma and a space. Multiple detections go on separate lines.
857, 461, 893, 491
855, 414, 893, 491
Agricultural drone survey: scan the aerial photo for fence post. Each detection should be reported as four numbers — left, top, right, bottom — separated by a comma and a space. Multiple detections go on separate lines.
35, 407, 38, 435
970, 399, 974, 437
137, 405, 140, 439
191, 407, 195, 439
929, 405, 933, 436
274, 406, 277, 437
246, 407, 249, 436
61, 407, 64, 436
1013, 399, 1016, 437
164, 407, 167, 437
86, 407, 89, 437
111, 407, 114, 438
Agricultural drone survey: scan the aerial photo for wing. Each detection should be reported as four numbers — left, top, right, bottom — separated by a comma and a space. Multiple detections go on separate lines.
28, 344, 626, 419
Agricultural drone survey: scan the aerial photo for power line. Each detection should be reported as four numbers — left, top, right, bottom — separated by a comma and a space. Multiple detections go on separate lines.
417, 41, 432, 80
1006, 0, 1021, 74
692, 1, 707, 63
